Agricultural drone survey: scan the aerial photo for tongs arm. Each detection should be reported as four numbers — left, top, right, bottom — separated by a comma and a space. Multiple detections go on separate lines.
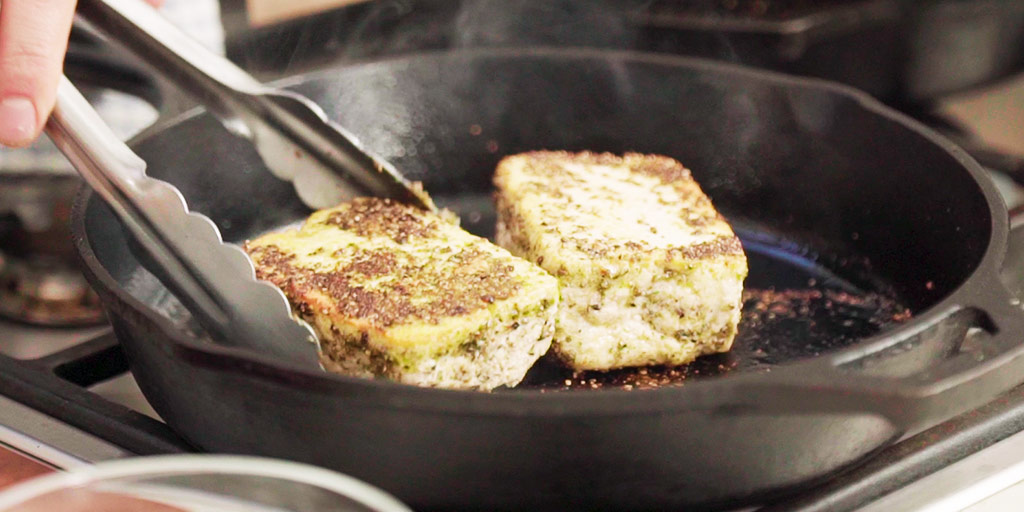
75, 0, 435, 211
47, 77, 320, 368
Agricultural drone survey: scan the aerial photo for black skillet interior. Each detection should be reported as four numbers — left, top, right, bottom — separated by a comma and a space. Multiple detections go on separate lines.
90, 48, 995, 391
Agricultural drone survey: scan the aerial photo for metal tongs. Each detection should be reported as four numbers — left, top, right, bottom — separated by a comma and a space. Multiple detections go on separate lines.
74, 0, 434, 213
48, 77, 320, 367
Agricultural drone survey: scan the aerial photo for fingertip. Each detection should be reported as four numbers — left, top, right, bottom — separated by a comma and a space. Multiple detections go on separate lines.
0, 95, 39, 147
0, 0, 77, 147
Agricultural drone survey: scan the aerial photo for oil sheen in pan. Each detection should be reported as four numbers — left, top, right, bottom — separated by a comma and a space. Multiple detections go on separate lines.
121, 193, 911, 392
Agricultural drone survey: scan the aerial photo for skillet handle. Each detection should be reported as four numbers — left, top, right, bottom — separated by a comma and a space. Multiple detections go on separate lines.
748, 219, 1024, 433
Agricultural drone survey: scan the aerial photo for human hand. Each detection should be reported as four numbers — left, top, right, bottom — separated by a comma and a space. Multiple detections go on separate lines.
0, 0, 163, 147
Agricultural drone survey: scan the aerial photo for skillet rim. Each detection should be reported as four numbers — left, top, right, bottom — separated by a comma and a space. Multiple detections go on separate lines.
71, 46, 1010, 415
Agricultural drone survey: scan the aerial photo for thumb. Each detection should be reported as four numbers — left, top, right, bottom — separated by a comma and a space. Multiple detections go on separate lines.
0, 0, 78, 147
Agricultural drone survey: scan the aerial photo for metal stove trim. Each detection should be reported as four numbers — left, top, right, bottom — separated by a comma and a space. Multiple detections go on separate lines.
0, 395, 130, 468
859, 427, 1024, 512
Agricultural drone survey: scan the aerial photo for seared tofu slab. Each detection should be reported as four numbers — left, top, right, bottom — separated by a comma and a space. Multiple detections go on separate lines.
246, 198, 559, 390
494, 152, 747, 371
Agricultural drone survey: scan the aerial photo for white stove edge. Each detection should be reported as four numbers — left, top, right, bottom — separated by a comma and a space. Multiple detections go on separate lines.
859, 425, 1024, 512
0, 395, 131, 469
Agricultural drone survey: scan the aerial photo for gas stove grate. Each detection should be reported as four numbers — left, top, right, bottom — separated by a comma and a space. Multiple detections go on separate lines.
0, 332, 191, 457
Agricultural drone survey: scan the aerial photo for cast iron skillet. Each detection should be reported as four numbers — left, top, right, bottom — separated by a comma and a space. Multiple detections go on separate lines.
73, 48, 1024, 511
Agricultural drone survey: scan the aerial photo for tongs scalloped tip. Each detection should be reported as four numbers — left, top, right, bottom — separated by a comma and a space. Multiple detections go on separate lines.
48, 76, 321, 369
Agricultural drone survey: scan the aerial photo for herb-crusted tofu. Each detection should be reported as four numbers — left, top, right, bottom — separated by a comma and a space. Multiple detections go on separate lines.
494, 152, 747, 371
245, 198, 559, 390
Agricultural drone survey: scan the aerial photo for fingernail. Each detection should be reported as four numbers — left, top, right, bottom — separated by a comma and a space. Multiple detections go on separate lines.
0, 96, 38, 147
